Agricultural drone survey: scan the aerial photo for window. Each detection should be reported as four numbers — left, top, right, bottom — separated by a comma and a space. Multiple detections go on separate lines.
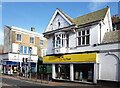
30, 37, 34, 44
58, 22, 60, 28
53, 36, 55, 47
77, 29, 90, 46
28, 47, 31, 54
42, 49, 46, 57
54, 33, 69, 48
55, 64, 70, 79
17, 34, 22, 41
24, 46, 27, 54
40, 40, 44, 45
56, 36, 61, 48
112, 24, 117, 31
20, 46, 23, 53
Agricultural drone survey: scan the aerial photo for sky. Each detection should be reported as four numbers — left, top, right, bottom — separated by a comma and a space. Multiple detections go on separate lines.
0, 1, 119, 45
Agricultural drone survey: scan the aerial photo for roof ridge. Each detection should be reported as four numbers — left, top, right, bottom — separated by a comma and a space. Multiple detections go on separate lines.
73, 7, 109, 20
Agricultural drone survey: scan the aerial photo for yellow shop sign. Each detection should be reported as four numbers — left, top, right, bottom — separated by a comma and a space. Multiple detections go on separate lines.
43, 53, 97, 63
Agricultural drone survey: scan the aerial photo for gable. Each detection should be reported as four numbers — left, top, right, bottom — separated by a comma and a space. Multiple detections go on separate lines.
44, 9, 73, 33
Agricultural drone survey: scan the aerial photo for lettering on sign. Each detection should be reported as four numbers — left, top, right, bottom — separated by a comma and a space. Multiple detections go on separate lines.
59, 56, 71, 61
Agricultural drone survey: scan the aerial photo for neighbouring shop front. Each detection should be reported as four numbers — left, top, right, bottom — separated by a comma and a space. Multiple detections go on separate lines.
43, 53, 97, 83
2, 61, 19, 75
37, 58, 52, 80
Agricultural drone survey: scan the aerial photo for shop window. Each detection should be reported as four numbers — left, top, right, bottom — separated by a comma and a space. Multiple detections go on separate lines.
20, 46, 23, 53
55, 64, 70, 80
77, 29, 90, 46
30, 37, 34, 44
74, 64, 94, 82
40, 39, 44, 45
17, 34, 22, 42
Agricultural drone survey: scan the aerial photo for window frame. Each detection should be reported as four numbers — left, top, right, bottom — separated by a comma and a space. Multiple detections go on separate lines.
54, 33, 69, 48
40, 39, 44, 46
16, 33, 22, 42
20, 46, 23, 54
30, 37, 34, 44
77, 29, 90, 46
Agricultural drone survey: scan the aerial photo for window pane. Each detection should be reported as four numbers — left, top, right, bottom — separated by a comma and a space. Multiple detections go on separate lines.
24, 46, 27, 54
66, 34, 69, 38
30, 37, 34, 44
78, 32, 81, 36
67, 39, 69, 47
82, 37, 85, 44
17, 34, 21, 41
86, 30, 89, 34
78, 37, 81, 45
40, 40, 44, 45
82, 30, 85, 35
28, 47, 30, 54
86, 36, 90, 44
20, 46, 23, 53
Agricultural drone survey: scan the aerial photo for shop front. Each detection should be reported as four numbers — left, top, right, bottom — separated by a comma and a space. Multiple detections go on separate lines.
43, 53, 97, 83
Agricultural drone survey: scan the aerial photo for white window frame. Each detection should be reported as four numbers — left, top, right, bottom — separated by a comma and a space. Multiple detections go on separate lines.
54, 33, 69, 48
77, 29, 90, 46
16, 33, 22, 42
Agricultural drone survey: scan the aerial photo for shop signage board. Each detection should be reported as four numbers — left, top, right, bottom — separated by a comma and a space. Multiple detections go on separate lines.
43, 53, 97, 63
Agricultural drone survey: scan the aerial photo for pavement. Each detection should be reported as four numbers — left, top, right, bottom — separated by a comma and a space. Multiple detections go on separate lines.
1, 75, 119, 88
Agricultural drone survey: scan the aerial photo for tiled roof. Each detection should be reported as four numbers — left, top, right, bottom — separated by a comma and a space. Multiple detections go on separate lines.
57, 6, 109, 26
102, 30, 120, 43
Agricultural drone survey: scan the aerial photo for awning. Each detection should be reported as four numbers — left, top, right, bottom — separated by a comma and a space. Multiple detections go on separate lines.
43, 53, 97, 63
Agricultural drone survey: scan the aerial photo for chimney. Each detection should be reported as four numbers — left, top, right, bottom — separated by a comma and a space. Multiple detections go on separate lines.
113, 15, 114, 17
117, 14, 119, 17
115, 15, 116, 17
31, 27, 35, 32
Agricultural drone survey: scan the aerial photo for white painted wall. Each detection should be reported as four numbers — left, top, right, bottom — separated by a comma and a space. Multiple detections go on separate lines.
12, 43, 19, 53
8, 53, 38, 63
47, 36, 54, 55
32, 47, 37, 55
4, 26, 12, 53
52, 14, 70, 31
98, 52, 119, 81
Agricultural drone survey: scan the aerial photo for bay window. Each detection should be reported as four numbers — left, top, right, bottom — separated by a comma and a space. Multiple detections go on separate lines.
77, 29, 90, 46
53, 33, 69, 48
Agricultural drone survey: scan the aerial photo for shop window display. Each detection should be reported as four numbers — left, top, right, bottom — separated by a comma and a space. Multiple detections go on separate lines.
74, 64, 94, 82
55, 64, 70, 80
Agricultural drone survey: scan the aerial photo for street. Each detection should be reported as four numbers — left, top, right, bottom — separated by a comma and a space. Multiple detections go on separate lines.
1, 75, 119, 88
2, 75, 55, 88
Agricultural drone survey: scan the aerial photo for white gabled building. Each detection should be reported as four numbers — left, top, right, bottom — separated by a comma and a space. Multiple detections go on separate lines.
43, 6, 120, 85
